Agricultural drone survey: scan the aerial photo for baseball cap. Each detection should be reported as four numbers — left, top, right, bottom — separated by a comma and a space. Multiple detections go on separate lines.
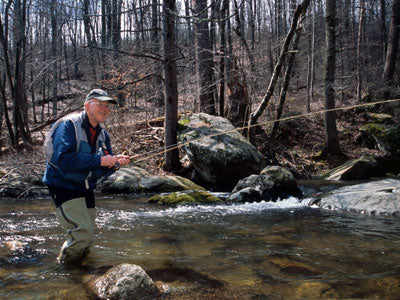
86, 89, 116, 104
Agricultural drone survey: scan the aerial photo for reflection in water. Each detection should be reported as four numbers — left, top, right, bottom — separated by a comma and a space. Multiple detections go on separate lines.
1, 195, 400, 299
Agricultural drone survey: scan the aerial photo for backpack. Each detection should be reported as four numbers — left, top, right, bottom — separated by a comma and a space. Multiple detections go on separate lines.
43, 117, 71, 162
43, 112, 107, 162
43, 113, 86, 162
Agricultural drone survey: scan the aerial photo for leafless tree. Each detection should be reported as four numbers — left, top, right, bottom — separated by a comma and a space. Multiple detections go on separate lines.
163, 0, 180, 171
322, 0, 341, 156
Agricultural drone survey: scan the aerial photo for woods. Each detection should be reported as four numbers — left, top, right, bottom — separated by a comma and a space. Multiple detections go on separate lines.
0, 0, 399, 171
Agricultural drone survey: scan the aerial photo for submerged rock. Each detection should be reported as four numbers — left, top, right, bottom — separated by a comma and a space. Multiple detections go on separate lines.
0, 240, 43, 265
89, 265, 252, 300
179, 113, 265, 191
295, 282, 338, 299
311, 179, 400, 215
147, 267, 251, 299
270, 257, 319, 276
88, 263, 160, 300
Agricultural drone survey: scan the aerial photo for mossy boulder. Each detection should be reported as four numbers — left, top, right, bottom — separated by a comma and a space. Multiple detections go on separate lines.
148, 190, 223, 205
357, 122, 400, 154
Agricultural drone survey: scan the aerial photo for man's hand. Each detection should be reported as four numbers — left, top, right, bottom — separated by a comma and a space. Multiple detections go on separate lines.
100, 155, 130, 168
116, 155, 131, 167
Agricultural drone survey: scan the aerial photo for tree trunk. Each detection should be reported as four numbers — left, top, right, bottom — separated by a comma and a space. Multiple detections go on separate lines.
380, 0, 387, 64
50, 0, 58, 116
218, 0, 228, 116
152, 0, 164, 112
163, 0, 180, 171
193, 0, 216, 115
322, 0, 341, 156
82, 0, 97, 79
382, 0, 400, 84
306, 0, 315, 112
226, 59, 249, 127
249, 0, 311, 127
111, 0, 122, 54
0, 0, 31, 148
356, 0, 365, 102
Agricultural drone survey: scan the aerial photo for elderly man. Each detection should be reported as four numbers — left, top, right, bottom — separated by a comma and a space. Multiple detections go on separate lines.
43, 89, 130, 264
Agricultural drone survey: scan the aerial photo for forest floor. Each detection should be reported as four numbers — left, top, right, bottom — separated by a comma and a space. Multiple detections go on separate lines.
0, 86, 392, 187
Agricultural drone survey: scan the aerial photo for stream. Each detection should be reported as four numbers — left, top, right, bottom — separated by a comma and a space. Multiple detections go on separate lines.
1, 193, 400, 299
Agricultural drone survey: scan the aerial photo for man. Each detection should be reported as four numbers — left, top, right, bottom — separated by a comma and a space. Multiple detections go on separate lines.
42, 88, 130, 264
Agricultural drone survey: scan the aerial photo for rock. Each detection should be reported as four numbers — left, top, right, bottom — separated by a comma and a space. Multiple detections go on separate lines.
295, 282, 338, 299
139, 175, 204, 193
229, 166, 302, 203
99, 166, 204, 193
88, 263, 160, 300
149, 190, 223, 205
323, 153, 400, 181
270, 258, 319, 276
0, 240, 43, 265
98, 166, 151, 193
323, 154, 378, 181
261, 166, 302, 197
311, 179, 400, 215
179, 113, 265, 191
357, 122, 400, 154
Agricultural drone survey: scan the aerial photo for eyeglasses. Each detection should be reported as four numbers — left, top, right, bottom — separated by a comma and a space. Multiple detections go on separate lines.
90, 101, 111, 110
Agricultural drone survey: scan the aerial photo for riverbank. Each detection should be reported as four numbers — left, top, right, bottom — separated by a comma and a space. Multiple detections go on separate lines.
0, 96, 398, 198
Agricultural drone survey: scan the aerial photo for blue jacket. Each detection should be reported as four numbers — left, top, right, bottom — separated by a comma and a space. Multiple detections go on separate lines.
42, 112, 114, 191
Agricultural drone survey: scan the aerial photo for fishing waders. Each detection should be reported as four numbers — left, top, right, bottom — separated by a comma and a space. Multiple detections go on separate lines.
55, 197, 96, 264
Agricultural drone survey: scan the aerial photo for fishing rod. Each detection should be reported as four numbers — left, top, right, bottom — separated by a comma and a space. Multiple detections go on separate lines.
126, 97, 400, 164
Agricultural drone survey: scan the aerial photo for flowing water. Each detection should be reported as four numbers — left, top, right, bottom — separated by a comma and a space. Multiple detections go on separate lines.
1, 193, 400, 299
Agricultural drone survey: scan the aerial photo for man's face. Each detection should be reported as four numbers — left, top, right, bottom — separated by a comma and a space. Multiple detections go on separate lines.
85, 99, 112, 126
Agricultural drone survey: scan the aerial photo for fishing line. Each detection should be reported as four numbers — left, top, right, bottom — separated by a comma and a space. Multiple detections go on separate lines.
129, 98, 400, 164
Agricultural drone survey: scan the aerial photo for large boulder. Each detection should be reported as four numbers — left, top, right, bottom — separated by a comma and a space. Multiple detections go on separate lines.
99, 166, 205, 193
88, 263, 160, 300
228, 166, 302, 203
310, 179, 400, 215
179, 113, 265, 191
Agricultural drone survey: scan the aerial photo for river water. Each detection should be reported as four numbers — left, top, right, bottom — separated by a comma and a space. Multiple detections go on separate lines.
1, 194, 400, 299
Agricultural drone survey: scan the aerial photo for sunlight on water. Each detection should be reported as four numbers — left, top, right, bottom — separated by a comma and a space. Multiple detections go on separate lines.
106, 197, 305, 219
1, 196, 400, 299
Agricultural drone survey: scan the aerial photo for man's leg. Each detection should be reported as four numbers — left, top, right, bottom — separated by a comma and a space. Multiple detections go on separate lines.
55, 197, 94, 263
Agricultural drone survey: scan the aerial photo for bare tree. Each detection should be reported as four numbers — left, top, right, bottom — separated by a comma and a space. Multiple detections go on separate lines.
218, 0, 228, 116
50, 0, 58, 116
163, 0, 180, 171
322, 0, 341, 156
0, 0, 31, 148
249, 0, 311, 127
193, 0, 216, 114
382, 0, 400, 85
306, 0, 315, 112
356, 0, 365, 102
